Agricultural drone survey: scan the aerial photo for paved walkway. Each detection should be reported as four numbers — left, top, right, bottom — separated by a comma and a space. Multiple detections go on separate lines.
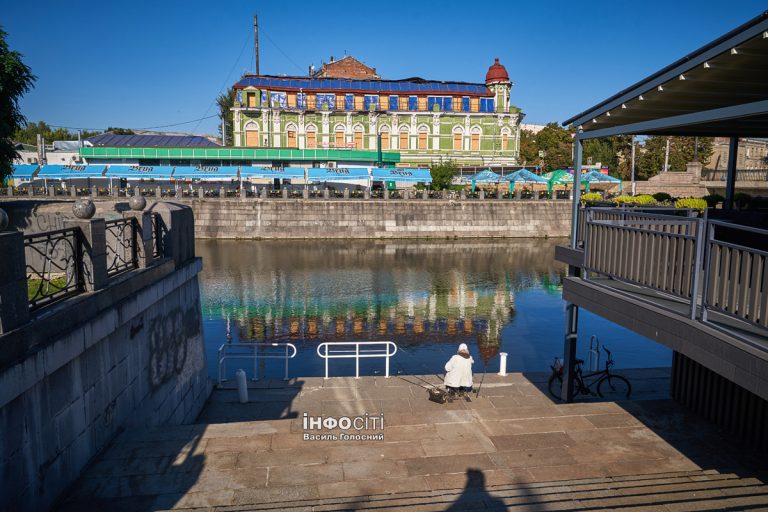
57, 370, 768, 511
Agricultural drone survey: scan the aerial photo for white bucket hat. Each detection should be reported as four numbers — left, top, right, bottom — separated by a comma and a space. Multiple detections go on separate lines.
458, 343, 469, 353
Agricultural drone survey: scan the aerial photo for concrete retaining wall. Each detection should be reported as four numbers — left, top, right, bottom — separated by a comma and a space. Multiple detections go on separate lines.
185, 199, 573, 239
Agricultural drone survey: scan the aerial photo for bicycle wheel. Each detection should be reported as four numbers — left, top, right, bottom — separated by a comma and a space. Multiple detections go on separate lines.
597, 375, 631, 400
547, 373, 563, 400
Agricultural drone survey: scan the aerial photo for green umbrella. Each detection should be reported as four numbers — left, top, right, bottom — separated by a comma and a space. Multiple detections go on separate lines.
543, 170, 573, 193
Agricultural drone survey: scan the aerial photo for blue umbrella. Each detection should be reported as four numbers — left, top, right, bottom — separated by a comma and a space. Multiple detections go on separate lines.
504, 168, 548, 192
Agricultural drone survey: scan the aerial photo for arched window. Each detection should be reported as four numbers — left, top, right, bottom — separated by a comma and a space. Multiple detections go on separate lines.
244, 122, 259, 147
353, 124, 364, 149
501, 128, 510, 151
286, 123, 297, 148
399, 127, 410, 150
379, 125, 390, 150
306, 125, 317, 149
417, 125, 429, 150
452, 126, 464, 151
471, 126, 482, 151
334, 125, 345, 148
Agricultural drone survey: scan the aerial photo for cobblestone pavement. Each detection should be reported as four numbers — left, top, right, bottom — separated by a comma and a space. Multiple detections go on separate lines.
57, 370, 768, 511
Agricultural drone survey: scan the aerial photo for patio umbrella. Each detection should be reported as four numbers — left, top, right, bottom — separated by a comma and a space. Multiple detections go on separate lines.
504, 168, 549, 192
582, 170, 623, 193
543, 169, 573, 193
464, 169, 503, 193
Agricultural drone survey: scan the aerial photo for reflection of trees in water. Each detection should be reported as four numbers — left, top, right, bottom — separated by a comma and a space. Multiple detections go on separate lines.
197, 239, 565, 347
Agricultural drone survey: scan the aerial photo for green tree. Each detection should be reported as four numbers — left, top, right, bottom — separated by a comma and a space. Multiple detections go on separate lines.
429, 161, 458, 190
13, 121, 102, 145
105, 127, 135, 135
531, 123, 574, 173
636, 136, 714, 179
582, 135, 634, 179
0, 26, 35, 180
217, 87, 236, 146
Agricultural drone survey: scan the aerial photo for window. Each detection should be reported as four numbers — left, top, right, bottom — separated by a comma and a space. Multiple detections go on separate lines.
345, 93, 354, 111
399, 97, 409, 111
354, 128, 363, 149
245, 125, 259, 147
501, 131, 509, 150
287, 93, 296, 108
297, 93, 307, 109
335, 128, 345, 147
316, 93, 336, 110
247, 92, 257, 108
418, 128, 428, 150
354, 95, 364, 110
470, 98, 479, 112
480, 98, 495, 112
287, 129, 297, 148
444, 97, 453, 111
427, 96, 452, 112
462, 97, 470, 112
471, 128, 480, 151
399, 130, 409, 150
389, 95, 398, 111
408, 96, 418, 111
270, 92, 287, 108
453, 132, 463, 151
364, 95, 379, 110
380, 131, 390, 150
418, 97, 427, 111
306, 129, 317, 149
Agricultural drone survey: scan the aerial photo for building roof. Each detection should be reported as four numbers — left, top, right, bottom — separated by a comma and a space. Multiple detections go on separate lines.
485, 58, 510, 84
86, 133, 220, 148
313, 56, 380, 79
233, 76, 493, 96
563, 11, 768, 138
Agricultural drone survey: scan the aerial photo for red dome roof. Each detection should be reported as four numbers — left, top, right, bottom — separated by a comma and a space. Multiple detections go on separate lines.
485, 58, 509, 83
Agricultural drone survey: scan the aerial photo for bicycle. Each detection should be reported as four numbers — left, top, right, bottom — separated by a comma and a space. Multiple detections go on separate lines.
548, 346, 631, 401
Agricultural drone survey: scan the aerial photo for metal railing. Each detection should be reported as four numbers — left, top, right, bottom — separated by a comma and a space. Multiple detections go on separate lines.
105, 218, 138, 277
702, 221, 768, 331
217, 342, 297, 385
701, 168, 768, 181
24, 227, 84, 311
316, 341, 398, 379
151, 213, 165, 259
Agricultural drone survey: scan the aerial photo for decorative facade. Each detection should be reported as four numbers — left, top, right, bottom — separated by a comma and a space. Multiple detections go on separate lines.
231, 57, 523, 167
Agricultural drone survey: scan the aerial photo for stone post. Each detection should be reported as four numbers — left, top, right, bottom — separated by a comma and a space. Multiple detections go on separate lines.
383, 188, 389, 200
479, 190, 485, 200
91, 186, 98, 198
460, 189, 466, 200
70, 186, 77, 198
63, 218, 108, 292
282, 188, 289, 199
687, 161, 703, 184
121, 211, 153, 268
240, 186, 247, 199
48, 187, 55, 197
261, 188, 268, 199
302, 189, 309, 200
6, 188, 13, 196
27, 185, 33, 197
156, 187, 162, 198
404, 190, 410, 200
198, 188, 204, 199
323, 188, 330, 199
219, 187, 225, 198
423, 189, 429, 200
0, 231, 30, 333
343, 189, 349, 199
515, 189, 522, 200
533, 190, 540, 200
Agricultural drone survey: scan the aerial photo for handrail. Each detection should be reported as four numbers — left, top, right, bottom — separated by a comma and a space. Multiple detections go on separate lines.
316, 341, 398, 379
218, 342, 297, 385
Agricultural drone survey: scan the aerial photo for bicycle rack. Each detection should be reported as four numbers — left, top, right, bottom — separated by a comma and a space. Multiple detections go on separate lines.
588, 335, 601, 371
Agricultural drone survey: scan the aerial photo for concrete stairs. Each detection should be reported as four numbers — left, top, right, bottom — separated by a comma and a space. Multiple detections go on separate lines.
170, 469, 768, 511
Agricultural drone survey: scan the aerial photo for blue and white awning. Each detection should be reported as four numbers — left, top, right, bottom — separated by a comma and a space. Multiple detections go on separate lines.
240, 167, 306, 180
37, 165, 106, 178
105, 165, 174, 179
307, 167, 370, 182
172, 166, 240, 180
371, 168, 432, 183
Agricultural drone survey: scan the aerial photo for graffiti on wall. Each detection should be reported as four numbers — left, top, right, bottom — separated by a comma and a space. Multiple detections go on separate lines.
148, 303, 201, 390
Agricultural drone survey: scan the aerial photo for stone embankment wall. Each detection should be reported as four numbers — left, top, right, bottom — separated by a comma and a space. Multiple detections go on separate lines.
184, 199, 573, 239
0, 202, 210, 512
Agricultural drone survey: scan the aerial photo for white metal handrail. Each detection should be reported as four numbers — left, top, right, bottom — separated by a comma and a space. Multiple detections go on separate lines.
316, 341, 398, 379
218, 342, 297, 385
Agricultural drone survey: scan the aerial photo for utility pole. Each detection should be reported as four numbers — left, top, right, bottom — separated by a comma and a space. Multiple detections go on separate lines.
254, 15, 260, 76
663, 137, 670, 172
222, 118, 227, 147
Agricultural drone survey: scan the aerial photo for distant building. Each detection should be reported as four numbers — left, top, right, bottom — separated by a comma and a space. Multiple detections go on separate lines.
710, 137, 768, 170
520, 123, 546, 134
231, 57, 523, 168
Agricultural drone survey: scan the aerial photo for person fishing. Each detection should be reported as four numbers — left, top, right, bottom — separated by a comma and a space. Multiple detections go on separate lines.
444, 343, 474, 397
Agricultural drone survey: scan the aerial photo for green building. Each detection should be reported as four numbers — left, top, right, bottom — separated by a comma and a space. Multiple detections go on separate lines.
231, 57, 523, 168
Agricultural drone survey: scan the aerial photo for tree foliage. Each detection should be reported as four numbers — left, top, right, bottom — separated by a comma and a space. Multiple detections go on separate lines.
635, 136, 713, 180
105, 127, 135, 135
13, 121, 102, 145
1, 26, 35, 180
217, 88, 236, 146
429, 161, 458, 190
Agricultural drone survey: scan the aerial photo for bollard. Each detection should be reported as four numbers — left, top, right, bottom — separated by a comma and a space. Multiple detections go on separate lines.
479, 190, 485, 200
282, 188, 288, 199
236, 369, 249, 403
498, 352, 508, 376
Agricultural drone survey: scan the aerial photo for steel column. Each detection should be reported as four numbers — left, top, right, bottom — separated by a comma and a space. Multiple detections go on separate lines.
562, 301, 579, 403
569, 130, 584, 248
724, 137, 739, 210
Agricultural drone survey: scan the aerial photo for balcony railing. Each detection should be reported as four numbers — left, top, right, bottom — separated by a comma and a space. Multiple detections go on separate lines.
701, 168, 768, 181
577, 207, 768, 341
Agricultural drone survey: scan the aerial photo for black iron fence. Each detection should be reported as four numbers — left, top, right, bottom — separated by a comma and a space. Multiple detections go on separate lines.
24, 227, 84, 311
105, 218, 138, 277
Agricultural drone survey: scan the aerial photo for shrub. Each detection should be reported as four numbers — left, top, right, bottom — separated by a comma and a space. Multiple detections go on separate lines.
652, 192, 673, 203
734, 192, 752, 208
675, 197, 708, 210
615, 194, 656, 205
702, 194, 724, 207
580, 192, 603, 203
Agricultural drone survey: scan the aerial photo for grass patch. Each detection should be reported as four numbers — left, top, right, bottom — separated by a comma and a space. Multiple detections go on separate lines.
27, 276, 68, 300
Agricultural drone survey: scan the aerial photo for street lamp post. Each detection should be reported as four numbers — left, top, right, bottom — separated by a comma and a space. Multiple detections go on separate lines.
630, 135, 636, 196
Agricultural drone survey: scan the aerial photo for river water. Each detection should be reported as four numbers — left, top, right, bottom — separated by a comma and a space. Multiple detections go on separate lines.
196, 239, 671, 380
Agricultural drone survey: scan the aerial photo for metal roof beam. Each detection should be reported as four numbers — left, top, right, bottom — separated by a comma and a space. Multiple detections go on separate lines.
579, 99, 768, 139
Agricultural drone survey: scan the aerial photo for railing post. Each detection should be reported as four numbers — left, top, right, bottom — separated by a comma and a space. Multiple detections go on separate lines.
284, 344, 289, 380
121, 211, 153, 268
0, 230, 30, 333
700, 221, 716, 323
63, 218, 108, 291
355, 343, 360, 379
689, 216, 707, 320
324, 345, 329, 379
385, 344, 390, 378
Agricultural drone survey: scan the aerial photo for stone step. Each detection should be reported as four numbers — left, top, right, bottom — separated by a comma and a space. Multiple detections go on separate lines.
160, 469, 767, 511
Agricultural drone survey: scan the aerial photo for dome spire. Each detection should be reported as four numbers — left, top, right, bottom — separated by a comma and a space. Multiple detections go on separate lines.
485, 58, 509, 84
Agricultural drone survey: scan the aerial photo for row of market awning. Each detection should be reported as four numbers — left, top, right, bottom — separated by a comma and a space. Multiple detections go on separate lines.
462, 168, 622, 192
10, 165, 433, 183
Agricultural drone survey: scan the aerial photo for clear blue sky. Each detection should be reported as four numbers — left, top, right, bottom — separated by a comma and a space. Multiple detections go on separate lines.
4, 0, 766, 136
